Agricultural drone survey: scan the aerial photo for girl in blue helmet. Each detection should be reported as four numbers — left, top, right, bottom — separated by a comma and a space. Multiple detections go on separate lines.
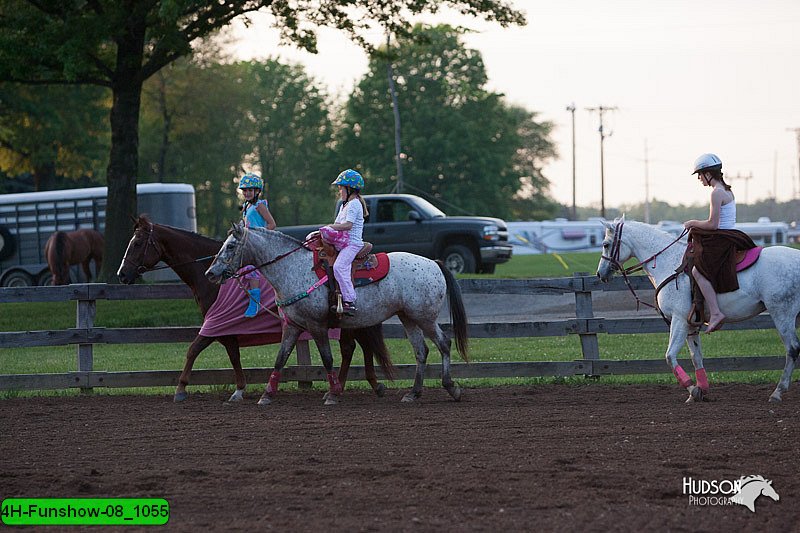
320, 169, 368, 316
238, 172, 276, 317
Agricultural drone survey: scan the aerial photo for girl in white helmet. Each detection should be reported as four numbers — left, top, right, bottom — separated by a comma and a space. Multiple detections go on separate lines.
683, 154, 756, 333
238, 172, 276, 317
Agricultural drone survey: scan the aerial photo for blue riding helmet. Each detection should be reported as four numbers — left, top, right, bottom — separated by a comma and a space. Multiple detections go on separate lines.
331, 169, 364, 191
238, 173, 264, 190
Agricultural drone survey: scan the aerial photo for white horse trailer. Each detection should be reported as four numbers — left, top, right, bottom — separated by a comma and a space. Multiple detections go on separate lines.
0, 183, 196, 286
657, 217, 788, 246
507, 219, 606, 255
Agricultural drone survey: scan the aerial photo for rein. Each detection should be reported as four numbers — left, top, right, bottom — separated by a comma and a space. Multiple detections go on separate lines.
602, 221, 688, 321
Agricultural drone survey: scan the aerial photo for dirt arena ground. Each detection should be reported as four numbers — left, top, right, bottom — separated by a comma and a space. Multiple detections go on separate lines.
2, 383, 798, 532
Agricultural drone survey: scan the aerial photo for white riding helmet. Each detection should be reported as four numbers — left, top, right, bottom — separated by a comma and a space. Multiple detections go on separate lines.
692, 153, 722, 174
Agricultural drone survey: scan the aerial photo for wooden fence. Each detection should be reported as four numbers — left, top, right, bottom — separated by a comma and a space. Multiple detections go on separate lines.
0, 275, 789, 392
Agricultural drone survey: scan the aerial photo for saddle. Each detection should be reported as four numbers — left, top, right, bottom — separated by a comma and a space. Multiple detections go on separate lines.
305, 234, 391, 320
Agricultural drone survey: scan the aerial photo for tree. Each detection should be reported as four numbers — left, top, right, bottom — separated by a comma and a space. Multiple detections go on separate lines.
337, 24, 556, 219
0, 0, 524, 280
0, 84, 109, 190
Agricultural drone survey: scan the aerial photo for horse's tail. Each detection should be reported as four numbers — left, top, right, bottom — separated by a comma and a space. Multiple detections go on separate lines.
436, 260, 469, 362
353, 323, 395, 381
46, 231, 70, 285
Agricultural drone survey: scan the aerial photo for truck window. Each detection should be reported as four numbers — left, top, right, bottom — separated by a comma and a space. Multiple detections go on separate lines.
375, 200, 413, 223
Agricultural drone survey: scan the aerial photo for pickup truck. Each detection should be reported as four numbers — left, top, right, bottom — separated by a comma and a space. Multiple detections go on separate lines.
277, 193, 512, 274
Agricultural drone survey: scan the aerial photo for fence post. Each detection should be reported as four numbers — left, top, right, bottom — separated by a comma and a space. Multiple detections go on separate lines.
574, 273, 600, 377
296, 339, 313, 390
76, 289, 96, 394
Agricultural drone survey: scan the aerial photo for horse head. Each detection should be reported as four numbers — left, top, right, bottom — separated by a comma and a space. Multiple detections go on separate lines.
596, 214, 632, 282
205, 221, 247, 284
117, 215, 162, 284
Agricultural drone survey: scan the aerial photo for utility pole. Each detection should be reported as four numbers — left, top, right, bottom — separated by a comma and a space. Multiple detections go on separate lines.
644, 139, 651, 224
734, 172, 753, 205
788, 128, 800, 200
566, 103, 577, 220
586, 105, 617, 219
387, 33, 404, 193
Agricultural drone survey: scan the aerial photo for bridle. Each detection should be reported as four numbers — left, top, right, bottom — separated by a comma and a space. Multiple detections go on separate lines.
601, 221, 688, 319
220, 226, 313, 281
121, 223, 214, 276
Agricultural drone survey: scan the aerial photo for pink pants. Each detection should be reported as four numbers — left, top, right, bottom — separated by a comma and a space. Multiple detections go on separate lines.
333, 243, 360, 303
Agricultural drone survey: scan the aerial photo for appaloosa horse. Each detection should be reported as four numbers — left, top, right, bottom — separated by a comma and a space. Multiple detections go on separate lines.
205, 222, 469, 406
117, 215, 393, 402
44, 229, 104, 285
597, 215, 800, 403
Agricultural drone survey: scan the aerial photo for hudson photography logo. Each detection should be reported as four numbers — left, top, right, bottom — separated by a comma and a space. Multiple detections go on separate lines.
682, 475, 780, 512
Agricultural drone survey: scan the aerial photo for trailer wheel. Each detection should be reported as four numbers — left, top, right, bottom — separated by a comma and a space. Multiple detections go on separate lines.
0, 226, 15, 261
3, 270, 34, 287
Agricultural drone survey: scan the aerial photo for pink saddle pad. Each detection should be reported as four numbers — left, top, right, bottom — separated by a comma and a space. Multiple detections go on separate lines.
736, 246, 762, 272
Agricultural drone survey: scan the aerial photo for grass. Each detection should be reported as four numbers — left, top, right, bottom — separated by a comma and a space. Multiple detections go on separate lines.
0, 252, 790, 396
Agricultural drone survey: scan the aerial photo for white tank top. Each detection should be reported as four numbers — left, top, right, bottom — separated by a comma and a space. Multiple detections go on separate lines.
718, 200, 736, 229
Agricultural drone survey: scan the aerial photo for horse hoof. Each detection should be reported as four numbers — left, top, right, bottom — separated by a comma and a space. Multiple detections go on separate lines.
690, 386, 704, 402
227, 389, 245, 402
173, 391, 188, 403
375, 383, 387, 397
401, 392, 419, 403
448, 386, 462, 402
257, 396, 272, 406
769, 394, 782, 403
324, 395, 339, 406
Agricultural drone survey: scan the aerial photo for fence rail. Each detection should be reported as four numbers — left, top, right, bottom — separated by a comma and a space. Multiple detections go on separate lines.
0, 276, 788, 391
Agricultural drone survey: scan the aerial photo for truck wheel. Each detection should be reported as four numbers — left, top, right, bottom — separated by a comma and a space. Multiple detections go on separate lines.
0, 226, 15, 261
441, 245, 476, 275
3, 270, 34, 287
480, 263, 496, 274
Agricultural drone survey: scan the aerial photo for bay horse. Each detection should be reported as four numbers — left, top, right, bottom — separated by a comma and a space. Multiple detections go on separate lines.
596, 215, 800, 403
205, 222, 469, 406
44, 229, 104, 285
116, 215, 394, 402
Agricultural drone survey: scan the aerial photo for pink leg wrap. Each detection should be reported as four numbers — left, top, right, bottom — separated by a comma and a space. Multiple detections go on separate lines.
673, 366, 693, 388
695, 368, 709, 392
327, 371, 342, 395
266, 370, 281, 396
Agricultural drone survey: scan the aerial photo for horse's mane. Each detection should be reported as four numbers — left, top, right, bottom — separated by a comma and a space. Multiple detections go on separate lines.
237, 223, 307, 247
136, 215, 221, 246
739, 475, 769, 485
614, 219, 689, 244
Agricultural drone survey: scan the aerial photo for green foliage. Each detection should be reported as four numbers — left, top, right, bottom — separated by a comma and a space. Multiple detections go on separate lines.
0, 83, 109, 190
336, 24, 557, 219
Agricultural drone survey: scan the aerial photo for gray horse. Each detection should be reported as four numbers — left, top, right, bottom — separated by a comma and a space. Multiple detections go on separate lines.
206, 222, 469, 405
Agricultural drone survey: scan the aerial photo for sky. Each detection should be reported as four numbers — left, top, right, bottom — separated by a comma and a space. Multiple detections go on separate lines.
229, 0, 800, 212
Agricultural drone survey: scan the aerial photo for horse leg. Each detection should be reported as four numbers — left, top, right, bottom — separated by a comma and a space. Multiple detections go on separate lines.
81, 259, 92, 283
258, 325, 302, 406
768, 313, 800, 403
400, 318, 429, 403
664, 320, 696, 401
422, 322, 461, 401
313, 334, 342, 406
175, 335, 215, 402
337, 333, 356, 392
685, 331, 708, 403
218, 336, 246, 402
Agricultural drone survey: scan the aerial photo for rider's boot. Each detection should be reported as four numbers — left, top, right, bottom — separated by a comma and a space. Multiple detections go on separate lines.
244, 288, 261, 318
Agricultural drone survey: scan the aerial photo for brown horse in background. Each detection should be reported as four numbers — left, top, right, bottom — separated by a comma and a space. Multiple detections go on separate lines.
44, 229, 104, 285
